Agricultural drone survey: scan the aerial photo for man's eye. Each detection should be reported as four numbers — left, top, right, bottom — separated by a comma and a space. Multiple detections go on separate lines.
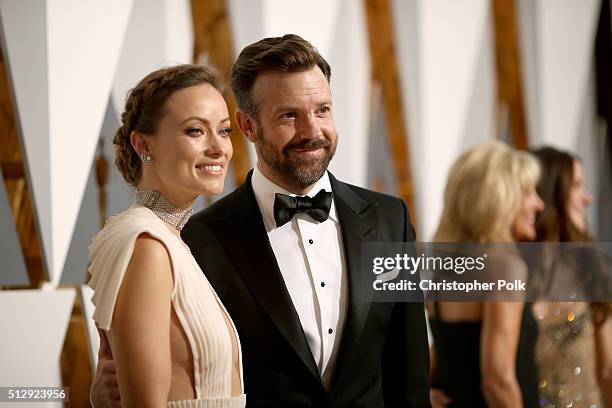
187, 128, 205, 136
281, 112, 297, 119
318, 106, 330, 114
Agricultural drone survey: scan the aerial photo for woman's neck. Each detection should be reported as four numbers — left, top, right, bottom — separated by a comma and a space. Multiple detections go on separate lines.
136, 181, 196, 210
134, 186, 195, 234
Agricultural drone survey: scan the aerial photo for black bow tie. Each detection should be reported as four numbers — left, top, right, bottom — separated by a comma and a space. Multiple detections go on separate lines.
273, 190, 333, 227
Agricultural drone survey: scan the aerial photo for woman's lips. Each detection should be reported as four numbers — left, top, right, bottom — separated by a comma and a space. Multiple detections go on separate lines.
196, 164, 223, 175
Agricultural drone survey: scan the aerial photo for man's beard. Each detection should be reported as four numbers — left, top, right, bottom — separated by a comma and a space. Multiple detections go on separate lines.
255, 129, 338, 190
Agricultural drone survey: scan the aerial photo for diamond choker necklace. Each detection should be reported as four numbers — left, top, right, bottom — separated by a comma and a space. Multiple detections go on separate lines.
134, 188, 193, 230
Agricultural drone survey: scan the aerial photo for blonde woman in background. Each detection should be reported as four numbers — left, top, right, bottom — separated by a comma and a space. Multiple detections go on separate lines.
429, 141, 543, 407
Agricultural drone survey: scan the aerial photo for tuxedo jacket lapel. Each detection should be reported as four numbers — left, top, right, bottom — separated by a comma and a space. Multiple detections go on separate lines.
210, 173, 321, 383
329, 175, 379, 369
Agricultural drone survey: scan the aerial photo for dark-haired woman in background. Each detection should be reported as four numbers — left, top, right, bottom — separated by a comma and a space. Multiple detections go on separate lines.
530, 146, 612, 407
88, 64, 245, 407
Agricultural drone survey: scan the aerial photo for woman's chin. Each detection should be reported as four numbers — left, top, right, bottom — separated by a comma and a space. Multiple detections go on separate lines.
198, 184, 224, 196
513, 227, 536, 242
568, 214, 587, 234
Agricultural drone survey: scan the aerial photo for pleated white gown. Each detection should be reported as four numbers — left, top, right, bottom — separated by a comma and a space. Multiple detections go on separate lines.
88, 205, 246, 408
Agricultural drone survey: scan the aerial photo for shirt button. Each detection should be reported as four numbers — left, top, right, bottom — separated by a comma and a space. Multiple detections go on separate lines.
328, 328, 333, 334
320, 282, 325, 287
308, 239, 314, 244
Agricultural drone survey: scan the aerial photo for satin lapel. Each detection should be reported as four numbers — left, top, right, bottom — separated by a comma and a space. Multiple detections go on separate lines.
213, 174, 321, 382
330, 176, 379, 360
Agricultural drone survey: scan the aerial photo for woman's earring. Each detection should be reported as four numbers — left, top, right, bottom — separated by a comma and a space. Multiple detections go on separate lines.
141, 153, 152, 164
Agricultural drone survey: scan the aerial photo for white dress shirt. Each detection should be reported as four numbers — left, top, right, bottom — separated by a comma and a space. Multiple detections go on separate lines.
251, 165, 348, 390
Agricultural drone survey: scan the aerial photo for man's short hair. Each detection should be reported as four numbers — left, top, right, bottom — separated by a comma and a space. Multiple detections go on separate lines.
230, 34, 331, 119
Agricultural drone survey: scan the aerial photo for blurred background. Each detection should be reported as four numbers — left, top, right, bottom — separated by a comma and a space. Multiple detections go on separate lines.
0, 0, 610, 406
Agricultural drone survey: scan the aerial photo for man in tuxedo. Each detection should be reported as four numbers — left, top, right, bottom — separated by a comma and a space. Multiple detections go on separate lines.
91, 34, 430, 407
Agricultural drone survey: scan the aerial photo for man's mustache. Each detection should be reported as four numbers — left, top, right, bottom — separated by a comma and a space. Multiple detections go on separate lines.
284, 138, 331, 152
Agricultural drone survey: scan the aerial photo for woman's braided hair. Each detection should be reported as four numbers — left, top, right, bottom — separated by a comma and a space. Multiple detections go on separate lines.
113, 64, 225, 186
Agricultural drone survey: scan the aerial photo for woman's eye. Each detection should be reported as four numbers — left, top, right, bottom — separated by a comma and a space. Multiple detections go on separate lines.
318, 106, 330, 114
187, 128, 205, 137
218, 127, 233, 137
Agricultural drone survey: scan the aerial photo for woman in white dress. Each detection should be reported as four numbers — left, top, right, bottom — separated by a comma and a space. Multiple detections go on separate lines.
88, 64, 245, 407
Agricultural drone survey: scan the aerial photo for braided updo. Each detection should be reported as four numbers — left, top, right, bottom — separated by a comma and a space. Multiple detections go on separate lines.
113, 64, 225, 186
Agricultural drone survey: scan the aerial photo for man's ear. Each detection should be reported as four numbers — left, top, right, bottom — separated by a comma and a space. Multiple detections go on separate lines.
130, 131, 151, 157
235, 110, 258, 144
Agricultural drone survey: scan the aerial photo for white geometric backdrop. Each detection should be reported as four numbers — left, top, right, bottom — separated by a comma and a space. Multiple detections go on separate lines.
0, 289, 75, 407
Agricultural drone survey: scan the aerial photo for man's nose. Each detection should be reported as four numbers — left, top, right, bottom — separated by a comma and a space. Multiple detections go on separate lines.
297, 114, 322, 139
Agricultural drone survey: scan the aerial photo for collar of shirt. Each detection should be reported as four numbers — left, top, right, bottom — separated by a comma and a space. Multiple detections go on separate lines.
251, 164, 338, 232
